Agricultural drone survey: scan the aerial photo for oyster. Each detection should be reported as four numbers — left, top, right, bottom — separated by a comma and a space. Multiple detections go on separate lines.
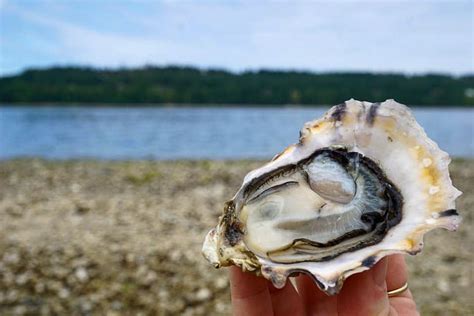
202, 99, 461, 295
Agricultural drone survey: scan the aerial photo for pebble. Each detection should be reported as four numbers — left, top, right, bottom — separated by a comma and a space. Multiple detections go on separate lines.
111, 300, 123, 310
195, 287, 212, 302
15, 273, 29, 286
75, 267, 89, 282
4, 272, 14, 285
170, 249, 181, 261
3, 252, 20, 264
71, 183, 81, 193
59, 288, 70, 299
80, 301, 93, 313
13, 306, 27, 315
35, 283, 45, 294
214, 277, 228, 290
437, 279, 450, 293
143, 271, 157, 285
6, 289, 18, 303
158, 289, 169, 300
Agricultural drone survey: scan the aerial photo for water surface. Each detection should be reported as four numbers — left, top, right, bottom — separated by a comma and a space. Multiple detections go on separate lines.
1, 105, 472, 159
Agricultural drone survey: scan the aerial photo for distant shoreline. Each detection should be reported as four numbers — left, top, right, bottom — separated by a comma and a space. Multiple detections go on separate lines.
1, 103, 473, 108
2, 66, 473, 106
1, 157, 472, 163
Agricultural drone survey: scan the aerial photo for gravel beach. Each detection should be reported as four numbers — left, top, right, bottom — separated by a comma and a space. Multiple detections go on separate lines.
0, 159, 472, 315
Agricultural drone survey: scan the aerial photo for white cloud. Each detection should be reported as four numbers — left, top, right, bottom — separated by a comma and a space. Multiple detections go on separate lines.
1, 0, 472, 75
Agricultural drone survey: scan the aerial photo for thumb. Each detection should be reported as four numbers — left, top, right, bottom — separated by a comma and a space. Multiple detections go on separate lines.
337, 257, 391, 316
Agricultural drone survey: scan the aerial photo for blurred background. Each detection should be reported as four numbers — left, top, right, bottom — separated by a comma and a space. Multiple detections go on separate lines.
0, 0, 473, 315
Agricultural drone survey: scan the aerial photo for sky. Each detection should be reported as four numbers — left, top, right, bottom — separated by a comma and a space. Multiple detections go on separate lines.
0, 0, 472, 76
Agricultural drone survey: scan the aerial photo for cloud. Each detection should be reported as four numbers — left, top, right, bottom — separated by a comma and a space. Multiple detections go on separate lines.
1, 0, 472, 75
3, 3, 164, 67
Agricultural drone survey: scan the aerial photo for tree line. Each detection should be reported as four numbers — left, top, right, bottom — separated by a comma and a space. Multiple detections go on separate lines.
1, 66, 473, 106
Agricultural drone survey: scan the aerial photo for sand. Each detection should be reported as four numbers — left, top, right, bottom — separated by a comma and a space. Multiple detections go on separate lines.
0, 159, 472, 315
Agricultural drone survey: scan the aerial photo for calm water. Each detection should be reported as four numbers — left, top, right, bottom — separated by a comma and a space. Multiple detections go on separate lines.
1, 105, 473, 159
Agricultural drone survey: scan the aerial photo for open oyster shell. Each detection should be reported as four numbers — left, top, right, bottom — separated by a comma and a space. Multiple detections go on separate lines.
202, 99, 461, 295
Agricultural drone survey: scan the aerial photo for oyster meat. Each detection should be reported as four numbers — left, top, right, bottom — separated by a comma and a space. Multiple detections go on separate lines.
202, 99, 461, 295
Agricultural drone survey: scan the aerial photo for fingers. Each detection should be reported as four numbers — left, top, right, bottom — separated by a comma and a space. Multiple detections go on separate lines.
386, 254, 413, 299
229, 255, 418, 316
337, 257, 391, 316
336, 255, 418, 316
267, 279, 305, 316
389, 296, 419, 316
295, 274, 338, 315
229, 266, 273, 316
229, 267, 305, 316
386, 255, 419, 315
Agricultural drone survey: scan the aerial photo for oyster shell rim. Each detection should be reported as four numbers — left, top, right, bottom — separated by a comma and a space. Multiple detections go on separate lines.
202, 99, 462, 295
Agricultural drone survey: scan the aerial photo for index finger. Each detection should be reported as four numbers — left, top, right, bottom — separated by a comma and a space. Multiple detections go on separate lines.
229, 266, 273, 316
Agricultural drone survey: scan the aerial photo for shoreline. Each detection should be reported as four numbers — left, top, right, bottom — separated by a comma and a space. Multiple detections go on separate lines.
1, 156, 473, 163
0, 159, 472, 315
2, 103, 473, 109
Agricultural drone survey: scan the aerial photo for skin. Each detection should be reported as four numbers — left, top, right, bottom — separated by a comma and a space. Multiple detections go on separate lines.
229, 254, 419, 316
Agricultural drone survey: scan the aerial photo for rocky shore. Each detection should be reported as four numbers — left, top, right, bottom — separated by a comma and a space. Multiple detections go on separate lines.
0, 159, 472, 315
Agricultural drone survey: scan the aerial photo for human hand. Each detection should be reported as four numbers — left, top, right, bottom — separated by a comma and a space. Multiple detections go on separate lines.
229, 254, 418, 316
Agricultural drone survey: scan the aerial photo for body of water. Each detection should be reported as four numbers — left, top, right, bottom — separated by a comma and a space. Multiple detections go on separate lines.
1, 105, 473, 159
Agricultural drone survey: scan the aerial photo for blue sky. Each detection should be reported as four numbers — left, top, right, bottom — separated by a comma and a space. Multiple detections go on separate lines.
0, 0, 472, 76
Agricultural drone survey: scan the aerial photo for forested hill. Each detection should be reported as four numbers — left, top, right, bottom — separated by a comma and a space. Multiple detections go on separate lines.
1, 66, 473, 106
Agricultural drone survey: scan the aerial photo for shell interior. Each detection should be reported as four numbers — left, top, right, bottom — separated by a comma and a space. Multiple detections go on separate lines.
241, 148, 403, 264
